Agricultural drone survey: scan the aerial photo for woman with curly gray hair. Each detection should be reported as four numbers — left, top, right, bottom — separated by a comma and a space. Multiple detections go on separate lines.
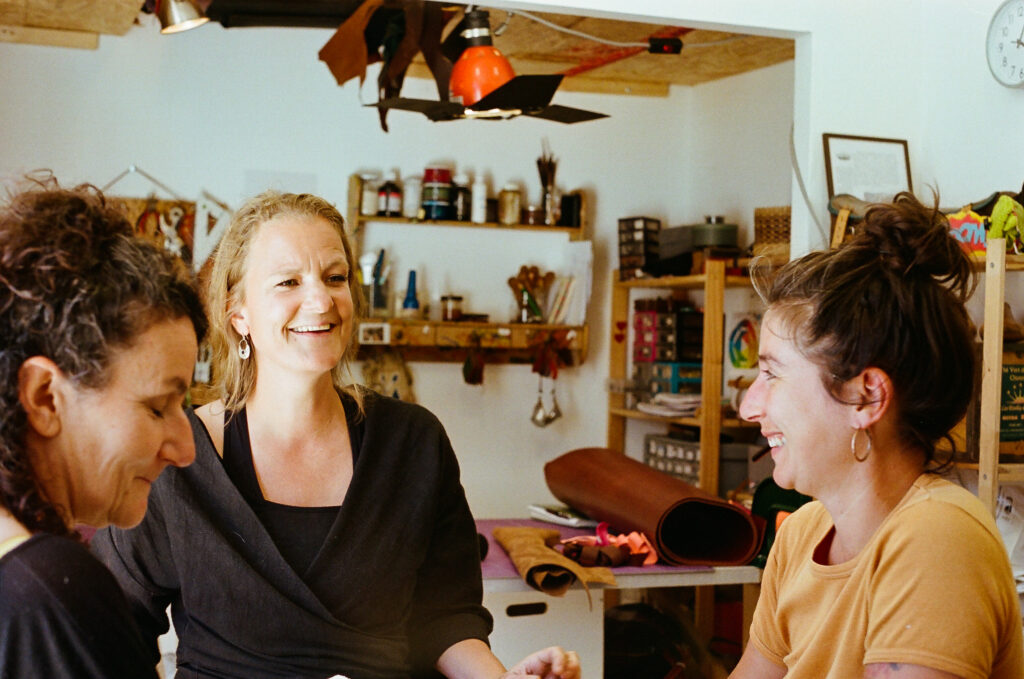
0, 177, 207, 678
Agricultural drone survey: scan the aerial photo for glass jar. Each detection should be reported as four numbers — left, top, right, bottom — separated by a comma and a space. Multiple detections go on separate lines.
402, 176, 422, 218
498, 183, 521, 226
441, 295, 463, 321
360, 173, 380, 216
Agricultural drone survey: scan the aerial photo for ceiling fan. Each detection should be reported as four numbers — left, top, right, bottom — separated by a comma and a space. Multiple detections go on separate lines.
318, 2, 607, 129
371, 7, 608, 124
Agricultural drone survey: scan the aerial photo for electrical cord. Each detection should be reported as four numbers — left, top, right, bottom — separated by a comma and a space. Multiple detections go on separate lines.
789, 121, 829, 249
505, 9, 744, 49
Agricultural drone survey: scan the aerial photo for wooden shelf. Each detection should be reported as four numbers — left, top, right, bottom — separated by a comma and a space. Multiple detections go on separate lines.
608, 407, 756, 429
352, 214, 585, 240
969, 251, 1024, 272
956, 462, 1024, 484
614, 273, 753, 290
356, 320, 588, 365
346, 173, 587, 241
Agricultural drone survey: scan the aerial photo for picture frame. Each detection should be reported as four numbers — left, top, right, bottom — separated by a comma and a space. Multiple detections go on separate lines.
823, 133, 912, 201
358, 321, 391, 345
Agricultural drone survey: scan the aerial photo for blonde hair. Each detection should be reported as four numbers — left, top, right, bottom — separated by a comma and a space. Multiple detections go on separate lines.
204, 190, 365, 414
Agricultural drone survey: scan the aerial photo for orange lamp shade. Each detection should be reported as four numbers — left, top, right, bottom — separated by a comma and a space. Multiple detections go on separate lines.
449, 45, 515, 106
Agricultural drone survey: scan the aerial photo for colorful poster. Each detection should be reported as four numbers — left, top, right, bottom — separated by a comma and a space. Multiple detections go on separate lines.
111, 196, 196, 269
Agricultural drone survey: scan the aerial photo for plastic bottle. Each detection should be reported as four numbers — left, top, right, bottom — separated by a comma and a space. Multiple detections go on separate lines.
401, 270, 420, 318
377, 171, 402, 217
470, 174, 488, 224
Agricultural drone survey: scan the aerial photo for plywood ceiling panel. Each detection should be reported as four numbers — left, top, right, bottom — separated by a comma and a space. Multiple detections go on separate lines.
5, 2, 794, 93
3, 0, 138, 35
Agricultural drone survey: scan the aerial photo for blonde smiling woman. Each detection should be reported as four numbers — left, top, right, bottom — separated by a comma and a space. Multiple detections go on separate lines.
94, 191, 580, 679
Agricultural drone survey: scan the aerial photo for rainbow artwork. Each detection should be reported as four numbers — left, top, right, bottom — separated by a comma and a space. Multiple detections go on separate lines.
729, 317, 759, 369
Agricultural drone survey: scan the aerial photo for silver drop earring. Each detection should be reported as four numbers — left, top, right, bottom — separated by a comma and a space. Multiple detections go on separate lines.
238, 335, 251, 360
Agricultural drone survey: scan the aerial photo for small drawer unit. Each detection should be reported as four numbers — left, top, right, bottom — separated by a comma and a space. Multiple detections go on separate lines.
618, 216, 661, 281
631, 298, 703, 363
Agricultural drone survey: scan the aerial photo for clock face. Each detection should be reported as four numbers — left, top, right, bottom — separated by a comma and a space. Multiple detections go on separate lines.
987, 0, 1024, 87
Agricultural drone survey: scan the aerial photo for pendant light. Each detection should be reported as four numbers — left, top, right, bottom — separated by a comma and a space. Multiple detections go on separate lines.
448, 8, 515, 107
156, 0, 209, 34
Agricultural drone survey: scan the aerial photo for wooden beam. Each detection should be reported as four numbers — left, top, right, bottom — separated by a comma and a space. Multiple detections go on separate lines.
559, 75, 668, 97
0, 23, 97, 48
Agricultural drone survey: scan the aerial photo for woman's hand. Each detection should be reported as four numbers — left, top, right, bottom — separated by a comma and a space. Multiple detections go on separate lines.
502, 646, 581, 679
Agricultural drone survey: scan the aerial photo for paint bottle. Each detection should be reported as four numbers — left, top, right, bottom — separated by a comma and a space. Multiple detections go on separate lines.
401, 270, 420, 318
452, 173, 471, 221
377, 171, 402, 217
471, 174, 488, 224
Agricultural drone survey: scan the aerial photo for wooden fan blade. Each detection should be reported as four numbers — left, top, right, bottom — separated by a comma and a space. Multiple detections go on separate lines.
527, 105, 609, 124
470, 74, 563, 112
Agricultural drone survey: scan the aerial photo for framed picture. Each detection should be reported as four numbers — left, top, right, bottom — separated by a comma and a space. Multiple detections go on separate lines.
358, 321, 391, 345
823, 133, 912, 201
112, 196, 196, 269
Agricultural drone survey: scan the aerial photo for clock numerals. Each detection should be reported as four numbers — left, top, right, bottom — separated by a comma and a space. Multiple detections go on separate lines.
988, 0, 1024, 88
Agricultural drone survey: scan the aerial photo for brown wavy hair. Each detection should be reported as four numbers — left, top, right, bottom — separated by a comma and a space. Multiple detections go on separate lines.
0, 175, 207, 536
203, 190, 365, 416
751, 192, 977, 468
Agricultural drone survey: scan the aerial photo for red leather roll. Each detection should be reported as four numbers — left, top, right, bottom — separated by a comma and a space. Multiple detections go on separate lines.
544, 448, 760, 566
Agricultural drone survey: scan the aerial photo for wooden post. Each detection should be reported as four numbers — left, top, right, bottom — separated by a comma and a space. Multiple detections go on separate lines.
607, 274, 629, 452
830, 208, 850, 249
699, 259, 725, 495
978, 241, 1006, 515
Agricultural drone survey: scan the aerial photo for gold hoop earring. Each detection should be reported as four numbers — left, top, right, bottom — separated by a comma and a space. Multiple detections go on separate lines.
851, 428, 872, 462
238, 335, 251, 360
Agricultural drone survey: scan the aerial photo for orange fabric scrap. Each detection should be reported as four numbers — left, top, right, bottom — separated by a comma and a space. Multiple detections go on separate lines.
561, 522, 659, 567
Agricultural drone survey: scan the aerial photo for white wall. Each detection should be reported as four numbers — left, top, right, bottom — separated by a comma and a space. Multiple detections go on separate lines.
0, 12, 797, 518
17, 0, 1022, 518
490, 0, 1024, 254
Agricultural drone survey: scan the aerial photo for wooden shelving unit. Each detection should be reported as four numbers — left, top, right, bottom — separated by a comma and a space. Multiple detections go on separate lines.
606, 261, 755, 497
975, 242, 1024, 514
605, 261, 759, 645
346, 173, 590, 366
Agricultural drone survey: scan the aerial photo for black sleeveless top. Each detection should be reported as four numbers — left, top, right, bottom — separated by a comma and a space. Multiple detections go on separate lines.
221, 397, 364, 579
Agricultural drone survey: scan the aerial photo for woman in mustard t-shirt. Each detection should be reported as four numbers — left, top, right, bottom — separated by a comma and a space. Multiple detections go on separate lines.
730, 193, 1023, 679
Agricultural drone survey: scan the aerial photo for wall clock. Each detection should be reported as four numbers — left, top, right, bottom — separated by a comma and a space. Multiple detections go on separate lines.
987, 0, 1024, 87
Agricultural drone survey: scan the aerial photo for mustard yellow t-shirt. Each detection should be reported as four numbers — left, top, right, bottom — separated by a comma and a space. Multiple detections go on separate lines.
751, 474, 1023, 679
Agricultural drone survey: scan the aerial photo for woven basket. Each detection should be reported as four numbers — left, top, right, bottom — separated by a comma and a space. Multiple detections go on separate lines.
754, 206, 791, 245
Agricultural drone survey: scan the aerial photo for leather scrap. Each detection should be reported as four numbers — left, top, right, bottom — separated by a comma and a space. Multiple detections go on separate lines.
318, 0, 457, 131
492, 526, 616, 603
317, 0, 386, 87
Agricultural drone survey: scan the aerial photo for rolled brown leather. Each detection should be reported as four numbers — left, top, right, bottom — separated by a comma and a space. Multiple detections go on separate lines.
544, 448, 760, 566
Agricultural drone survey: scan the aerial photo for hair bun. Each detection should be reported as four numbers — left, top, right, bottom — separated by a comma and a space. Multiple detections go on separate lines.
857, 192, 974, 300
